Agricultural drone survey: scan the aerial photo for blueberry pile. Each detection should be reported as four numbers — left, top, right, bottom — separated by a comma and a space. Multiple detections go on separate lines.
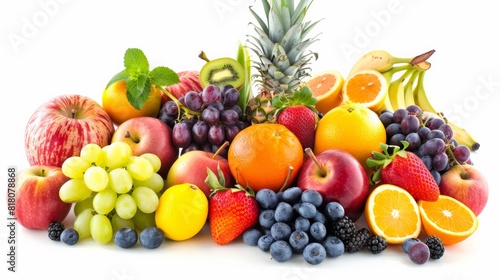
242, 187, 388, 264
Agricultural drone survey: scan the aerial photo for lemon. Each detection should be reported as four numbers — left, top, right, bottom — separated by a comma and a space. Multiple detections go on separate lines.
155, 183, 208, 241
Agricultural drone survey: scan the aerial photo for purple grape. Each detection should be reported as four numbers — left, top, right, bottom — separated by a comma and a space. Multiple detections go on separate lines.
223, 87, 240, 107
211, 144, 228, 158
181, 142, 200, 155
417, 126, 431, 141
426, 117, 445, 130
192, 121, 209, 145
207, 101, 224, 112
393, 108, 408, 123
157, 109, 176, 127
221, 109, 239, 126
389, 133, 405, 147
408, 241, 430, 264
208, 125, 225, 146
428, 129, 446, 141
406, 104, 423, 115
430, 169, 441, 185
183, 91, 203, 111
379, 111, 394, 127
226, 105, 243, 118
386, 123, 403, 139
201, 85, 222, 104
172, 122, 192, 148
201, 106, 220, 126
420, 155, 433, 170
432, 152, 449, 171
438, 124, 454, 143
452, 145, 471, 163
404, 132, 421, 151
162, 100, 178, 115
224, 125, 240, 142
424, 138, 446, 155
401, 114, 420, 134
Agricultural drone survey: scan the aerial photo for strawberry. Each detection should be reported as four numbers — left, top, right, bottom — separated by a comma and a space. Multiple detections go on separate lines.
366, 141, 439, 201
273, 86, 319, 150
205, 166, 259, 245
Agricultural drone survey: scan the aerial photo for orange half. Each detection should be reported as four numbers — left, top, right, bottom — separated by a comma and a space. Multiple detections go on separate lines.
305, 70, 344, 115
342, 69, 387, 112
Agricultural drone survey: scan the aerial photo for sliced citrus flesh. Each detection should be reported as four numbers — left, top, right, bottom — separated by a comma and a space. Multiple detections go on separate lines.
418, 195, 478, 245
305, 70, 344, 115
364, 184, 421, 244
342, 69, 387, 112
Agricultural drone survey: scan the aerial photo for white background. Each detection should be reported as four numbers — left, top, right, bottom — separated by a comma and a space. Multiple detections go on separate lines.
1, 0, 499, 280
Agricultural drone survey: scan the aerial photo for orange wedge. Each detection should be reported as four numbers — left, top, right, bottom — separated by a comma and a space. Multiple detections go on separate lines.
418, 195, 478, 245
342, 69, 387, 112
364, 184, 421, 244
305, 70, 344, 115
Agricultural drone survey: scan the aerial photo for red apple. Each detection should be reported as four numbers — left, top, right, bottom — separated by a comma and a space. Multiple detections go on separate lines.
112, 116, 178, 178
439, 164, 489, 216
165, 144, 234, 198
25, 94, 115, 167
14, 165, 71, 230
296, 148, 370, 222
161, 70, 204, 106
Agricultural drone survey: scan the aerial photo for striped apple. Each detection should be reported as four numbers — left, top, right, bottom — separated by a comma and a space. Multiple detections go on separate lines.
25, 94, 115, 167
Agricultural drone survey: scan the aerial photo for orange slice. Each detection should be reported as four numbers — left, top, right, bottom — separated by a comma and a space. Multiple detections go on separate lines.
305, 70, 344, 115
364, 184, 421, 244
342, 69, 387, 112
418, 195, 478, 245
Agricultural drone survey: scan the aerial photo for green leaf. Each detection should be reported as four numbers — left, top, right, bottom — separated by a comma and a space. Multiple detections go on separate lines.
149, 66, 179, 87
105, 69, 128, 89
124, 48, 149, 75
126, 74, 150, 110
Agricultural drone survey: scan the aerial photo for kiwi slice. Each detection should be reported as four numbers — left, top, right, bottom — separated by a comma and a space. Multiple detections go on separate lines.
199, 51, 245, 89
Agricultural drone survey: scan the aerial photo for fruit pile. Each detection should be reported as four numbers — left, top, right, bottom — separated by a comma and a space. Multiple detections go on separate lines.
12, 0, 489, 267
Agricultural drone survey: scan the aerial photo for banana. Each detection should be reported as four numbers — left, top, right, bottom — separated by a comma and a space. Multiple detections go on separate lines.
388, 68, 416, 110
413, 71, 480, 151
403, 70, 420, 109
376, 64, 412, 113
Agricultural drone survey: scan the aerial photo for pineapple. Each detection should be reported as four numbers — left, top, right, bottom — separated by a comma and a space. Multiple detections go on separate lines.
246, 0, 320, 124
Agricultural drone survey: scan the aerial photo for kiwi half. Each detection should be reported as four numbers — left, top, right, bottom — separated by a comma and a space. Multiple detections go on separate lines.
199, 56, 245, 89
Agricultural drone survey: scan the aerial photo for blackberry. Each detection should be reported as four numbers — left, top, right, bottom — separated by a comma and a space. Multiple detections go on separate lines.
424, 236, 445, 260
328, 215, 356, 242
366, 235, 387, 254
345, 228, 371, 253
48, 221, 65, 241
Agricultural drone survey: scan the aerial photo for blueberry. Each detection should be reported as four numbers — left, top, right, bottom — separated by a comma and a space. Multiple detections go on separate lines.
312, 211, 326, 224
324, 201, 345, 221
60, 228, 79, 245
408, 242, 430, 264
255, 188, 278, 209
301, 189, 323, 207
270, 222, 292, 241
282, 186, 302, 204
288, 230, 309, 253
297, 202, 317, 219
309, 222, 327, 242
242, 228, 263, 246
402, 237, 421, 254
259, 209, 276, 229
139, 227, 164, 249
323, 236, 344, 257
274, 202, 293, 223
303, 243, 327, 265
270, 240, 293, 262
258, 234, 274, 252
114, 227, 138, 249
294, 216, 311, 232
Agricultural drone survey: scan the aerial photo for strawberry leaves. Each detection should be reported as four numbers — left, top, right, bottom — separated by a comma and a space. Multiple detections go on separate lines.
106, 48, 180, 110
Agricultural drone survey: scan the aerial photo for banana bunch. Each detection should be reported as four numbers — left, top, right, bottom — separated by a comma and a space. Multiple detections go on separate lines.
348, 49, 480, 151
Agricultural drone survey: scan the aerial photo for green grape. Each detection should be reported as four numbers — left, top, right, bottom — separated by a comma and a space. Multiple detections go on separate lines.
74, 208, 94, 239
90, 214, 113, 244
61, 156, 90, 179
92, 188, 117, 215
132, 209, 156, 231
59, 178, 93, 203
133, 172, 165, 193
115, 193, 137, 220
126, 156, 154, 181
74, 195, 95, 216
83, 166, 109, 192
111, 213, 135, 233
140, 153, 162, 173
108, 168, 133, 194
132, 186, 159, 214
80, 143, 106, 166
105, 141, 133, 170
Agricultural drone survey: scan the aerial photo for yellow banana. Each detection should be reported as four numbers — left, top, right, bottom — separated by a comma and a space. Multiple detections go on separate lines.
413, 71, 480, 151
376, 64, 412, 113
388, 68, 416, 111
403, 70, 420, 109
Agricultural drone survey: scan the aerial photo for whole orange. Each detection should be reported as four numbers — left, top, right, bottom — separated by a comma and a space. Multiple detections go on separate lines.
227, 123, 303, 192
102, 80, 162, 126
314, 103, 386, 169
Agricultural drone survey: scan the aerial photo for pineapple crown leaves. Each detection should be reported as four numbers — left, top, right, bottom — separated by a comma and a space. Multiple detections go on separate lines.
366, 141, 410, 184
205, 165, 255, 198
271, 85, 318, 113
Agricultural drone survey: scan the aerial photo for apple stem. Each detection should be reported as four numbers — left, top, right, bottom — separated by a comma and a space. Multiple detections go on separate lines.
304, 148, 326, 177
212, 141, 229, 159
71, 108, 76, 119
124, 131, 140, 143
279, 165, 294, 192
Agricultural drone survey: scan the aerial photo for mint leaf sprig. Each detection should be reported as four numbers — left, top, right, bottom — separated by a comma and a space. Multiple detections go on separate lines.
106, 48, 197, 116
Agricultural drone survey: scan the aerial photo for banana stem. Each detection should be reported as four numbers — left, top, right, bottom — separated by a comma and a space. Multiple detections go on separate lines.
410, 49, 436, 65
